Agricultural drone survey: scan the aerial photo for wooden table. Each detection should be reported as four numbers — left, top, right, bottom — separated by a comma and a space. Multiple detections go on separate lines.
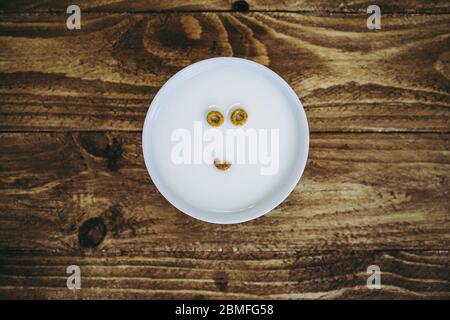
0, 0, 449, 299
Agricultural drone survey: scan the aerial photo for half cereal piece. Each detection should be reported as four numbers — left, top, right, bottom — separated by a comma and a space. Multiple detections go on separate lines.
214, 159, 232, 171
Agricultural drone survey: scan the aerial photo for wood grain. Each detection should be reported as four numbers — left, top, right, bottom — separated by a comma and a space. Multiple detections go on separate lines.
0, 12, 449, 132
1, 0, 449, 13
1, 1, 449, 300
0, 250, 449, 299
0, 132, 448, 255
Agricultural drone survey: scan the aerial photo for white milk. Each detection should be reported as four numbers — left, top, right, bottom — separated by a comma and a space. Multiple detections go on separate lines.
145, 59, 306, 215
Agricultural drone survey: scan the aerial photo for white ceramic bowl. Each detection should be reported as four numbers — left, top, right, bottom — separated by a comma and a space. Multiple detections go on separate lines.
142, 57, 309, 224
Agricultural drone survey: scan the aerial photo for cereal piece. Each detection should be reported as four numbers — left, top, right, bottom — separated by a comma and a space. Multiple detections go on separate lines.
206, 110, 224, 127
214, 159, 232, 171
230, 108, 248, 126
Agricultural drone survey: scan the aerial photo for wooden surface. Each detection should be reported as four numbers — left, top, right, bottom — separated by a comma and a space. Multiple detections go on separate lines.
1, 12, 449, 132
0, 0, 449, 299
1, 0, 450, 13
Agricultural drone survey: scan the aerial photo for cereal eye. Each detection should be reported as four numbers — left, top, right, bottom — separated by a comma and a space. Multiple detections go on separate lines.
230, 108, 248, 126
206, 110, 224, 127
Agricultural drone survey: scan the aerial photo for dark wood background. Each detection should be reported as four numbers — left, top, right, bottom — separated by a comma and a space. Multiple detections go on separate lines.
0, 0, 449, 299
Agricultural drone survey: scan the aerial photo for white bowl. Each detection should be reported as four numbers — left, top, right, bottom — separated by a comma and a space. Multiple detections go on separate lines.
142, 57, 309, 224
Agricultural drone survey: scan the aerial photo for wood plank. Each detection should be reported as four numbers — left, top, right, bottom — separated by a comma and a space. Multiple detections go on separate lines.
0, 250, 449, 299
0, 132, 448, 255
0, 13, 449, 132
1, 0, 449, 14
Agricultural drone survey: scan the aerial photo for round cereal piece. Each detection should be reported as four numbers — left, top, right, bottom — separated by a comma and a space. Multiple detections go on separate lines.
230, 108, 248, 126
206, 110, 224, 127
